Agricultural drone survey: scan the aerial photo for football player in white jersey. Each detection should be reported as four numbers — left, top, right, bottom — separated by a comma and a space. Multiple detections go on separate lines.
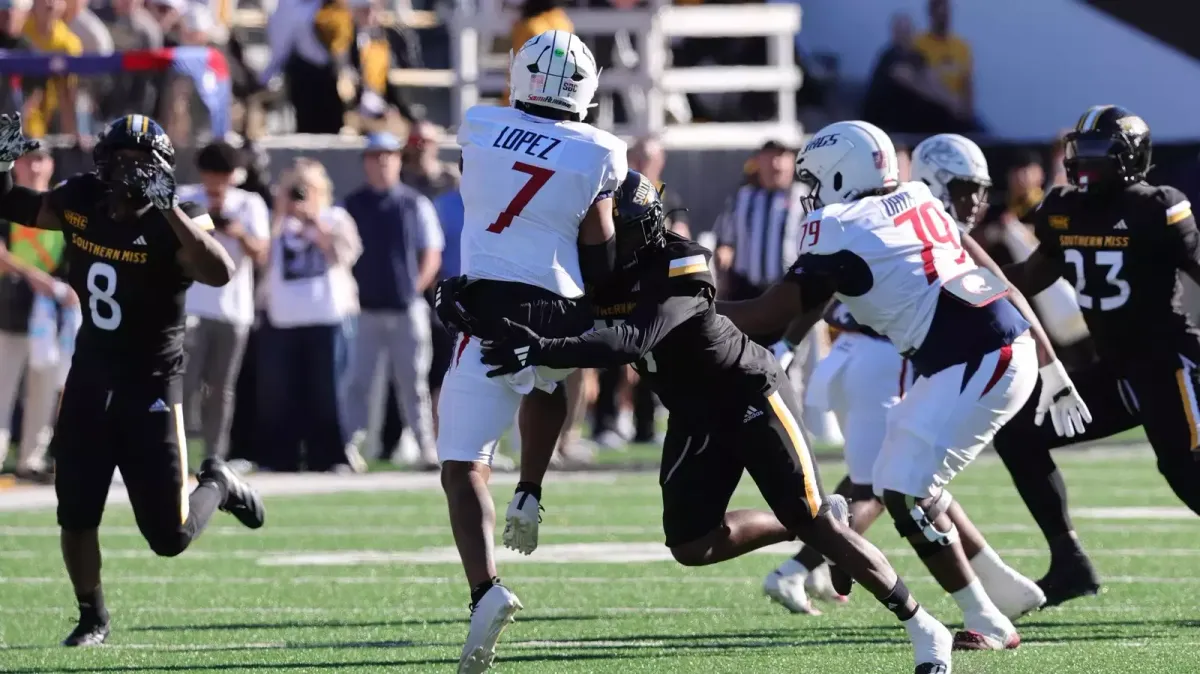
720, 121, 1092, 652
432, 30, 626, 674
765, 134, 1047, 622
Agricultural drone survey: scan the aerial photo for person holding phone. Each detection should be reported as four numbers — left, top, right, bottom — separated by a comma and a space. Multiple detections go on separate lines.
257, 158, 362, 473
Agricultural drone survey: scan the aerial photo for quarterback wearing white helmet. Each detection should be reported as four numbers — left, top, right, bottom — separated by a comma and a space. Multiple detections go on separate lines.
432, 29, 626, 674
722, 120, 1091, 659
769, 133, 1046, 624
911, 133, 992, 231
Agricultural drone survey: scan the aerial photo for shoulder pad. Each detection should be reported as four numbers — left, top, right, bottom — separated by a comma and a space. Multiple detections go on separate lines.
1153, 185, 1193, 226
1041, 184, 1074, 205
660, 239, 715, 290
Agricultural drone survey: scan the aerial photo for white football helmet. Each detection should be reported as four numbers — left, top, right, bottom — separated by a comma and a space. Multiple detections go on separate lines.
911, 133, 992, 230
794, 120, 899, 212
509, 30, 600, 117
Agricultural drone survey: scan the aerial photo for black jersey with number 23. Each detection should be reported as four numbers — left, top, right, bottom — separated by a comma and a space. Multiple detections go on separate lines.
50, 173, 209, 379
1031, 182, 1200, 363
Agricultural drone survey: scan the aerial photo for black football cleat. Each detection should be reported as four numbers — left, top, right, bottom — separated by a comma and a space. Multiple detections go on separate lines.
914, 664, 948, 674
1038, 555, 1101, 608
199, 458, 265, 529
62, 616, 110, 647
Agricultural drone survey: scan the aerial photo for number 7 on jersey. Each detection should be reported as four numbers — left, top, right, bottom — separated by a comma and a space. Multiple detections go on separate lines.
487, 162, 556, 233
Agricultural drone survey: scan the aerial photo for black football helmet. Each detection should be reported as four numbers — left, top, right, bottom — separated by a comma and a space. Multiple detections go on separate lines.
613, 170, 666, 269
1063, 105, 1151, 191
93, 114, 175, 189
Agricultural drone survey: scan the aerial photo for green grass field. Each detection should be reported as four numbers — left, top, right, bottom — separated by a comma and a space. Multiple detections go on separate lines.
2, 447, 1198, 673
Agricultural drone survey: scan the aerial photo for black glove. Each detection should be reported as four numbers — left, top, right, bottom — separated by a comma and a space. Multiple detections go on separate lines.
0, 113, 42, 165
130, 150, 178, 210
434, 275, 479, 335
480, 318, 545, 378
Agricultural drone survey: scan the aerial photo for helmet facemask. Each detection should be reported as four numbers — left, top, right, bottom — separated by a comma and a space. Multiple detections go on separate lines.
796, 164, 825, 214
946, 176, 990, 231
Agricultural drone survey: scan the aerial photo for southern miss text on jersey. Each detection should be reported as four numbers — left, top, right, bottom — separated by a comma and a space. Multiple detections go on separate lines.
1031, 182, 1200, 362
50, 173, 210, 379
562, 235, 781, 425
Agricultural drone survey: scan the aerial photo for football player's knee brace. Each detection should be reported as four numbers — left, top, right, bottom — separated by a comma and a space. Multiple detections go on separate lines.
882, 488, 958, 548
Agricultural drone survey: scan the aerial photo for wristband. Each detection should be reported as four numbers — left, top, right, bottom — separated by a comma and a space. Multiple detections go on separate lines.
52, 280, 68, 302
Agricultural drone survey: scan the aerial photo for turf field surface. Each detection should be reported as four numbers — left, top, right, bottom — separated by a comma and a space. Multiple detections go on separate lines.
1, 446, 1197, 673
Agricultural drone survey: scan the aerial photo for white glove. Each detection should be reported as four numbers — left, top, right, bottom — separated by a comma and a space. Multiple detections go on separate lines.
1035, 360, 1092, 438
771, 339, 796, 371
502, 488, 542, 555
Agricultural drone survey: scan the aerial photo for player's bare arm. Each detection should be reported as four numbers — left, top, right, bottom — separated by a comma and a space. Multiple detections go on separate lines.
578, 194, 617, 290
166, 206, 235, 287
1001, 245, 1065, 297
717, 281, 800, 337
717, 265, 833, 338
962, 235, 1057, 367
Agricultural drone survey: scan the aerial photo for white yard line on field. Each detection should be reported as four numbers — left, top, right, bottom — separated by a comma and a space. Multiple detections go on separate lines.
0, 471, 622, 513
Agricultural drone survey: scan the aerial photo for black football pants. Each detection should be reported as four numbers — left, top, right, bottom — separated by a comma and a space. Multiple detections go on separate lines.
993, 355, 1200, 540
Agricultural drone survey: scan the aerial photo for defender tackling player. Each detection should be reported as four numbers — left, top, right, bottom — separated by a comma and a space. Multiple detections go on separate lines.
0, 113, 265, 646
471, 170, 956, 674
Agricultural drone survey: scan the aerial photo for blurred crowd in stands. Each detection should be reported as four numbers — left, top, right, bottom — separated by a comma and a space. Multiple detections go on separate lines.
2, 0, 1192, 478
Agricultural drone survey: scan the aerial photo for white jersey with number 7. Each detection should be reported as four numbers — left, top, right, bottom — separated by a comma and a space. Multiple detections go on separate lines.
793, 180, 978, 353
458, 105, 628, 299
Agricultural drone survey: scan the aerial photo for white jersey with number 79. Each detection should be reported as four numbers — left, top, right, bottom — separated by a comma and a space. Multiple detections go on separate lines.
457, 105, 628, 299
792, 180, 981, 353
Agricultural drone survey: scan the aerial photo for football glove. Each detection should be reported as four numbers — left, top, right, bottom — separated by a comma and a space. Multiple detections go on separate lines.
0, 113, 42, 168
130, 151, 178, 210
480, 318, 545, 378
1035, 360, 1092, 438
503, 482, 544, 555
433, 274, 479, 335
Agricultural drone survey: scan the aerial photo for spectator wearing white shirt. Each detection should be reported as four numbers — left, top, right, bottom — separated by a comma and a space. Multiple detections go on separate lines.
258, 158, 362, 472
180, 142, 270, 461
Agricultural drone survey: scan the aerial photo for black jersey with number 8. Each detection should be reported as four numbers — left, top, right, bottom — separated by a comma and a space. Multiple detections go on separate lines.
49, 173, 207, 380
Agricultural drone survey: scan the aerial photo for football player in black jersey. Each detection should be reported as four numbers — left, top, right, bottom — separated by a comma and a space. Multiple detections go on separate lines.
0, 113, 265, 646
457, 171, 956, 674
997, 105, 1200, 607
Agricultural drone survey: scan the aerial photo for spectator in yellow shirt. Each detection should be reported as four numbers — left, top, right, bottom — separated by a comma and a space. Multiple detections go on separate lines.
913, 0, 972, 118
502, 0, 573, 106
22, 0, 80, 139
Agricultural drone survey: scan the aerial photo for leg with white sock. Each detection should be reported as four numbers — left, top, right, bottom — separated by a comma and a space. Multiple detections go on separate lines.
950, 501, 1045, 619
882, 488, 1019, 651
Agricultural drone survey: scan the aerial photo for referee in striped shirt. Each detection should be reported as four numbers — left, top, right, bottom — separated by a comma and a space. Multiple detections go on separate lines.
714, 140, 807, 345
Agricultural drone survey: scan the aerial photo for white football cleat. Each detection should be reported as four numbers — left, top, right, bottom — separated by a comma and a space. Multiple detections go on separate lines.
503, 490, 542, 555
804, 563, 848, 604
971, 555, 1046, 620
904, 607, 953, 673
954, 611, 1020, 651
459, 584, 523, 674
763, 558, 821, 615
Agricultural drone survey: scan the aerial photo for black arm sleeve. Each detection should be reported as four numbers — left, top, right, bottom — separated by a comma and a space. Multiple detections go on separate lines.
0, 171, 45, 227
537, 292, 709, 369
579, 236, 616, 289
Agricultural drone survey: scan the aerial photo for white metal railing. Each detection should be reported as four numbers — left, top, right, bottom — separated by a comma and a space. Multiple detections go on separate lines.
388, 3, 803, 150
